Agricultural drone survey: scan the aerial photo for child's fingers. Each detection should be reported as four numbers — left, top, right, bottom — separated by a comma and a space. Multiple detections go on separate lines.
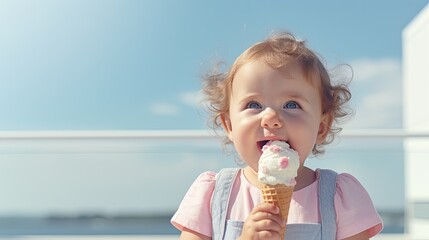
252, 229, 282, 240
252, 202, 280, 214
241, 203, 286, 240
251, 203, 286, 227
252, 212, 286, 230
255, 218, 284, 232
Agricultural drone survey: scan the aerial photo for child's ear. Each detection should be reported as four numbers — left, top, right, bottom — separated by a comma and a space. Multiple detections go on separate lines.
316, 113, 332, 144
220, 114, 233, 142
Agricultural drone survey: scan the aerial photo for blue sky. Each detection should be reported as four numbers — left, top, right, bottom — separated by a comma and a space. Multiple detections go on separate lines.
0, 1, 428, 215
0, 0, 427, 131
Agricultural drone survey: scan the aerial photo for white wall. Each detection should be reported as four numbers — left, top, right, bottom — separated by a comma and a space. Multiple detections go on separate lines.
403, 3, 429, 238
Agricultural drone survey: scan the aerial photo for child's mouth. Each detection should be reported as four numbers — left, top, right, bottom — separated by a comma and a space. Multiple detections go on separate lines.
257, 140, 290, 152
257, 140, 270, 152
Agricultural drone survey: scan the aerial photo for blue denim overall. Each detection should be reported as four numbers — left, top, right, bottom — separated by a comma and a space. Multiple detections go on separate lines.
211, 168, 337, 240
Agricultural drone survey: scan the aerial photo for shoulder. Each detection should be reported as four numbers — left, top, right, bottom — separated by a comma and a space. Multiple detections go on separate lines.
177, 170, 218, 205
187, 171, 218, 197
195, 171, 217, 184
184, 168, 240, 197
334, 172, 375, 211
192, 168, 240, 182
335, 172, 367, 197
333, 172, 383, 239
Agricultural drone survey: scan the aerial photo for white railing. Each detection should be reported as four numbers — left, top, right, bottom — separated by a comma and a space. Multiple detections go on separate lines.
1, 129, 429, 139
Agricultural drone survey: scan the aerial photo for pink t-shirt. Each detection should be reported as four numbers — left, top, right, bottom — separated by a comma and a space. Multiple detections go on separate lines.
171, 169, 383, 239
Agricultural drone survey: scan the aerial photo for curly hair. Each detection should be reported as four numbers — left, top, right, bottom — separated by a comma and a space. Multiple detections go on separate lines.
202, 31, 352, 155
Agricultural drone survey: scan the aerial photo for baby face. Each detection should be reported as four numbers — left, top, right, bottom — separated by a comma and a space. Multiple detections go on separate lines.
222, 60, 330, 172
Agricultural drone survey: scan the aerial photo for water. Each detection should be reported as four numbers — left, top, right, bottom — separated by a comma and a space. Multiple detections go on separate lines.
0, 210, 402, 235
0, 215, 179, 235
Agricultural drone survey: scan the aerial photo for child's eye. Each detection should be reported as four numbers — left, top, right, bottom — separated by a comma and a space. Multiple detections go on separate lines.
246, 101, 262, 109
284, 101, 300, 109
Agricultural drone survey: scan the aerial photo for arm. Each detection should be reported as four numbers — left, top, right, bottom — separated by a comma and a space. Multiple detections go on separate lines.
342, 230, 369, 240
179, 228, 211, 240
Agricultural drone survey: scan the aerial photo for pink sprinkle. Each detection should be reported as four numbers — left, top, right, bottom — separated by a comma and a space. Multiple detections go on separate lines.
262, 145, 269, 152
261, 166, 268, 174
278, 157, 289, 169
270, 145, 281, 153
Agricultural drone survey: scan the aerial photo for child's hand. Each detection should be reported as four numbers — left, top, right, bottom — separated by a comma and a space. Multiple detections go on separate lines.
238, 203, 286, 240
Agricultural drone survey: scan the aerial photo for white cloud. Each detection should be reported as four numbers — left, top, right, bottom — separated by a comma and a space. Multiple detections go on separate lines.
179, 90, 204, 107
351, 58, 400, 82
344, 58, 402, 129
148, 90, 204, 117
348, 89, 402, 128
149, 102, 179, 116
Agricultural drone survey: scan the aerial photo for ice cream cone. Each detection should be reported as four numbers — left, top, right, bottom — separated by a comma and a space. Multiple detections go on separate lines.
261, 183, 294, 239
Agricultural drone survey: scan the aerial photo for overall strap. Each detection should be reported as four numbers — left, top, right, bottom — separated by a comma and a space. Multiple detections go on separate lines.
318, 169, 338, 240
211, 168, 240, 240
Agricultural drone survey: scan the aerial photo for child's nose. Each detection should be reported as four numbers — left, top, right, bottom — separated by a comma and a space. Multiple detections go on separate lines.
261, 108, 283, 128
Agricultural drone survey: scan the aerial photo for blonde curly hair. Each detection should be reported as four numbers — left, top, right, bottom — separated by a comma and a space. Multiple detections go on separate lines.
202, 31, 352, 155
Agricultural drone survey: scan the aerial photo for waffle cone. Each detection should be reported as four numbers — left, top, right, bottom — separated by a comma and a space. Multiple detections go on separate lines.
261, 184, 294, 239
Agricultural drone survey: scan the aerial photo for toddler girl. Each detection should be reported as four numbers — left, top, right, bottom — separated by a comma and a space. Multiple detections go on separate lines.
171, 31, 383, 240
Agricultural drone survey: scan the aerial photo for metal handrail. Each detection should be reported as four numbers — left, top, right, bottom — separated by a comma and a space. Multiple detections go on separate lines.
0, 129, 428, 140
